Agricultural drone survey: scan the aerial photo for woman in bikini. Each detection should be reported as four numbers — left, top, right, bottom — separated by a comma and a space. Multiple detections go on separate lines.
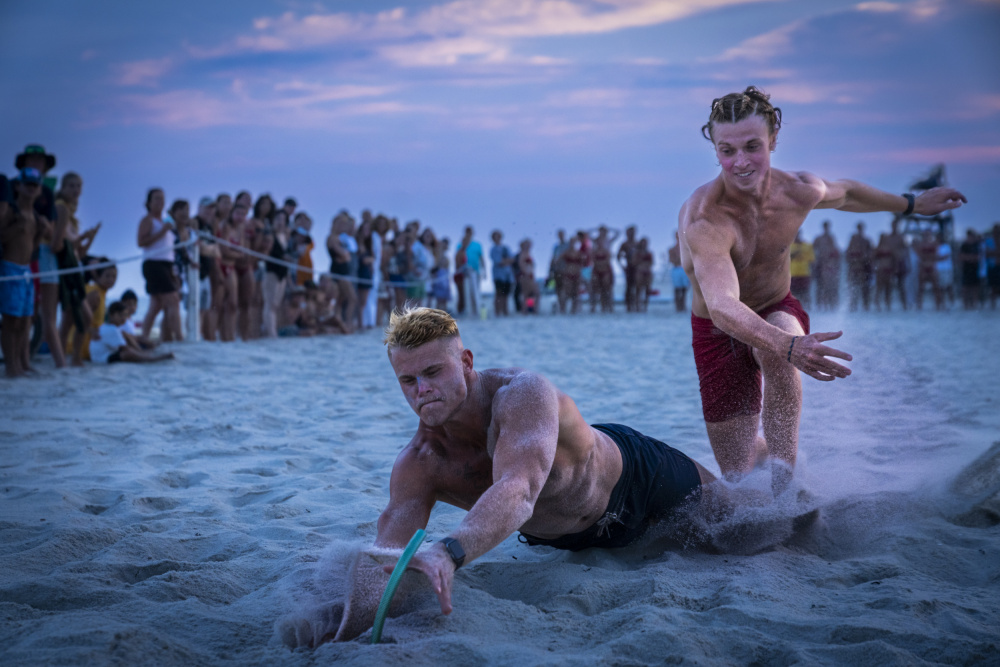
517, 239, 541, 314
561, 236, 583, 314
234, 191, 259, 340
216, 201, 246, 341
54, 173, 100, 366
634, 237, 655, 313
589, 226, 618, 314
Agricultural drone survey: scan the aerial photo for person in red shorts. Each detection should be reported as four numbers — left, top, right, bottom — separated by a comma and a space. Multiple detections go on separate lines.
678, 86, 966, 490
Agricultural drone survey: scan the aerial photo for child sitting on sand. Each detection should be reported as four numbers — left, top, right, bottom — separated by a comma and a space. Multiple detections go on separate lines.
118, 289, 158, 350
89, 301, 174, 364
278, 286, 308, 337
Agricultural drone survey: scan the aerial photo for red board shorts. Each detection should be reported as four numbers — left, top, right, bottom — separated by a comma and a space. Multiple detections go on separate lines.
691, 292, 810, 423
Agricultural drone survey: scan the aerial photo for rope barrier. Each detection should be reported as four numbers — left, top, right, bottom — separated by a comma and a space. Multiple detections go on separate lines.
0, 232, 444, 290
0, 238, 199, 282
198, 230, 434, 289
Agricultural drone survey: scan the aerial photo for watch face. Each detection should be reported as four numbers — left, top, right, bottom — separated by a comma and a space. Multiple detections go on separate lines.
443, 538, 465, 566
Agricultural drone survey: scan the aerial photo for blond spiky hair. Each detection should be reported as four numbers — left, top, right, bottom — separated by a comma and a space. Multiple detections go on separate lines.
383, 306, 460, 351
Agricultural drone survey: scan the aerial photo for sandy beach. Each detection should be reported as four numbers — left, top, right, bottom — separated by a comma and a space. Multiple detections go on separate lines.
1, 307, 998, 666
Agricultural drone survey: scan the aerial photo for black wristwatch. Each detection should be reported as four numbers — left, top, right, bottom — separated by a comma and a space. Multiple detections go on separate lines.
439, 537, 466, 570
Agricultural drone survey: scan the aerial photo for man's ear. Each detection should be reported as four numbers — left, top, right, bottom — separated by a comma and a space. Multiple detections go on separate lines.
769, 131, 778, 152
461, 348, 474, 372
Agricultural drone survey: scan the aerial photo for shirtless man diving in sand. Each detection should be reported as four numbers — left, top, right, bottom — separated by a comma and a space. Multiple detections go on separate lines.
679, 86, 966, 486
307, 306, 714, 644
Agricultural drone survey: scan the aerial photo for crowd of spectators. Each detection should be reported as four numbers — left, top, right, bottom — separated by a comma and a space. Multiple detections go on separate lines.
790, 217, 1000, 312
0, 143, 668, 377
0, 145, 177, 376
3, 142, 999, 377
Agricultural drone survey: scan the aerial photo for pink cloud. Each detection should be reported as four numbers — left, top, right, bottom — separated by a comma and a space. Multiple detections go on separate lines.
189, 0, 779, 67
545, 88, 631, 108
112, 85, 437, 130
113, 57, 173, 87
715, 20, 803, 62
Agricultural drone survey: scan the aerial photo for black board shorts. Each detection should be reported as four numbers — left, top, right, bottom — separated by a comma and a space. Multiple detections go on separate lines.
519, 423, 701, 551
143, 259, 178, 295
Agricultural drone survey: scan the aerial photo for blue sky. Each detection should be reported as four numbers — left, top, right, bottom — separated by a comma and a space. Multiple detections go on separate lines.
3, 0, 998, 295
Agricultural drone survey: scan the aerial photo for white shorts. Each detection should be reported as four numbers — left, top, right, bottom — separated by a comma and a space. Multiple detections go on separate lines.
199, 276, 212, 310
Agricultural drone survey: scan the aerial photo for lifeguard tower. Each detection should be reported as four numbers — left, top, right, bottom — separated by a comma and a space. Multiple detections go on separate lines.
898, 163, 955, 242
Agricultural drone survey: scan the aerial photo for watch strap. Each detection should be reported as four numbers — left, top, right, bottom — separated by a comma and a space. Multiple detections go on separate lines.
902, 193, 915, 216
439, 537, 465, 569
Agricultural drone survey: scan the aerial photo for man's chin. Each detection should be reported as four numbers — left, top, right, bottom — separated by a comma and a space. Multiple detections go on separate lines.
418, 403, 447, 425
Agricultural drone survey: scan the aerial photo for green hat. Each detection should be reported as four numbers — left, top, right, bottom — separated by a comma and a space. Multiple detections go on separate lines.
15, 144, 56, 171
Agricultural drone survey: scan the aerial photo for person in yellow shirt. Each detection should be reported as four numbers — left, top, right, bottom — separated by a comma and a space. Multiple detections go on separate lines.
789, 230, 815, 307
66, 262, 117, 363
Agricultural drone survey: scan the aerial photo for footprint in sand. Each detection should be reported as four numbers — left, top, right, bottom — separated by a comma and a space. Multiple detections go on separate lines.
133, 496, 181, 512
949, 442, 1000, 528
812, 561, 902, 590
157, 471, 208, 489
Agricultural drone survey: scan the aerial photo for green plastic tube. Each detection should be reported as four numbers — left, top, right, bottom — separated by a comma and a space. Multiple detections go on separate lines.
370, 528, 426, 644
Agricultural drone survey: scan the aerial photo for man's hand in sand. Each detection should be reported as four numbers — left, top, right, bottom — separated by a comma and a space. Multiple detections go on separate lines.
788, 331, 852, 382
914, 187, 967, 215
383, 543, 456, 615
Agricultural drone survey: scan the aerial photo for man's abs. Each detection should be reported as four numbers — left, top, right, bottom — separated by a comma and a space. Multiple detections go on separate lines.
518, 427, 622, 539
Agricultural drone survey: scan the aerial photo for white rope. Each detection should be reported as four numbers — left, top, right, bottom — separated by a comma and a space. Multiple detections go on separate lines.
2, 230, 435, 290
200, 230, 427, 288
0, 238, 198, 282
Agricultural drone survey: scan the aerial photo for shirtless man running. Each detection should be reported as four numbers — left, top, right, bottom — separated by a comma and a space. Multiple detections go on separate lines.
302, 306, 713, 644
679, 86, 966, 485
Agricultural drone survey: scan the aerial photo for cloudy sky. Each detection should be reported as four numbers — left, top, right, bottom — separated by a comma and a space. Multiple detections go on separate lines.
2, 0, 998, 291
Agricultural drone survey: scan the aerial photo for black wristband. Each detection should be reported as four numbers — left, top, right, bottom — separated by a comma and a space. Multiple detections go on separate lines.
787, 336, 797, 363
440, 537, 465, 570
902, 193, 915, 216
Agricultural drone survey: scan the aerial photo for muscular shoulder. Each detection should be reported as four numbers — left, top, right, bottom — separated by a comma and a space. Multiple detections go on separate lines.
477, 367, 550, 412
679, 180, 718, 226
779, 169, 826, 209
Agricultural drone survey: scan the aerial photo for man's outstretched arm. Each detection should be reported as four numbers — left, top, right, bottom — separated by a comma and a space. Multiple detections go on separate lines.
812, 176, 966, 215
396, 373, 559, 615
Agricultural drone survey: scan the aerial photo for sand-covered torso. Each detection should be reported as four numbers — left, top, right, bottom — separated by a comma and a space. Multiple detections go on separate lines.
406, 367, 623, 539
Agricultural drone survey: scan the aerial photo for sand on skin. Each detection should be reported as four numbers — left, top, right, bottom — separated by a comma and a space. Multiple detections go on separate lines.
1, 307, 998, 666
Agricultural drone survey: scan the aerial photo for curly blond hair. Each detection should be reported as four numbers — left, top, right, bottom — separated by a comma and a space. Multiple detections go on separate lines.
383, 306, 460, 352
